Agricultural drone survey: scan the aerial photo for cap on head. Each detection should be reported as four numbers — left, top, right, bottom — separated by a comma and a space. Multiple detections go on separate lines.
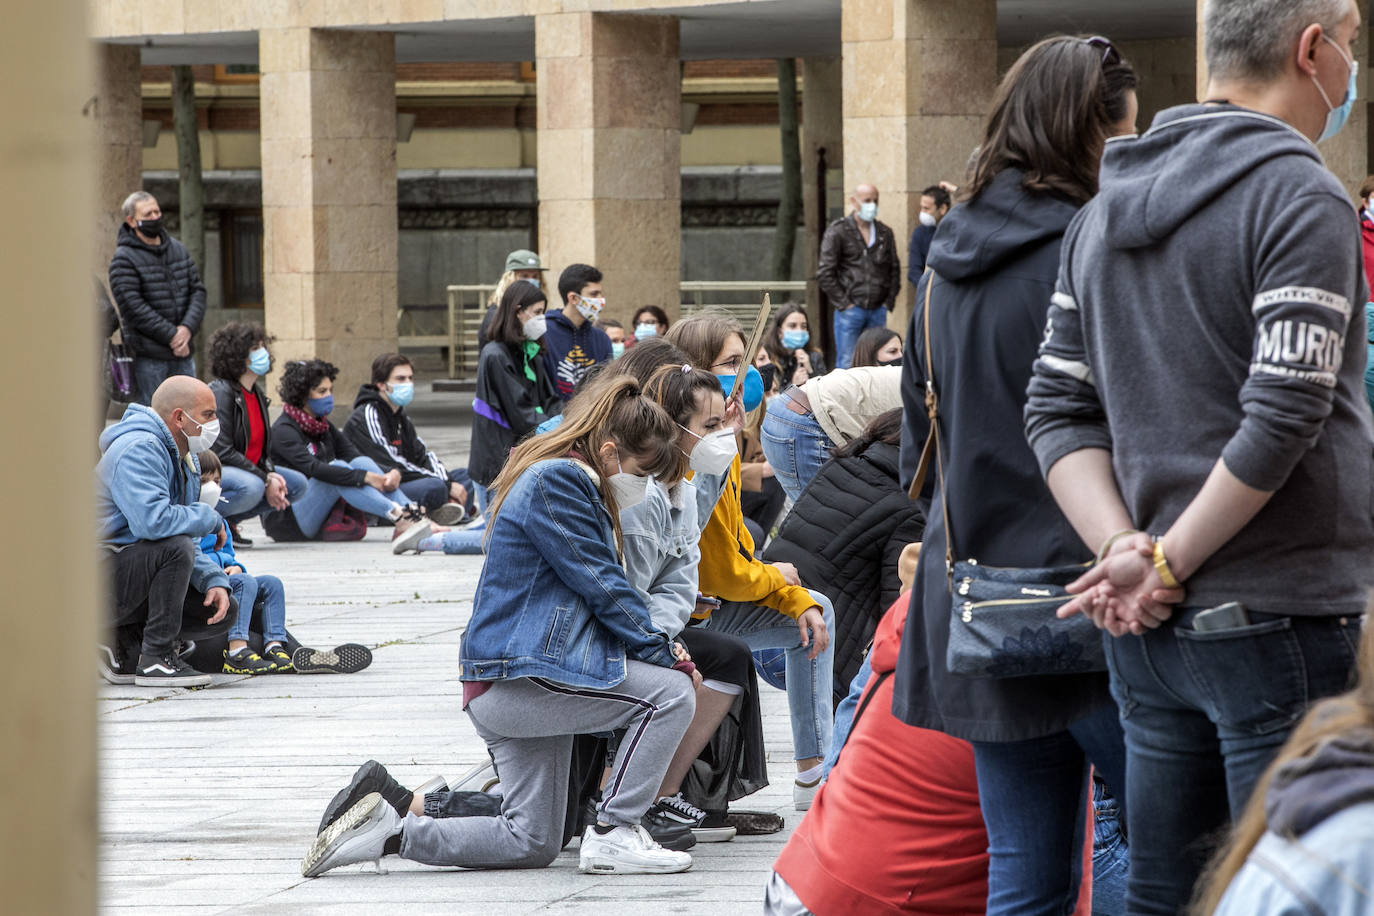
505, 250, 544, 272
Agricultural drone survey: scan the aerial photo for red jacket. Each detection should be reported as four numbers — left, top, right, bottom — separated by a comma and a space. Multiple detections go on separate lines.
774, 595, 1093, 916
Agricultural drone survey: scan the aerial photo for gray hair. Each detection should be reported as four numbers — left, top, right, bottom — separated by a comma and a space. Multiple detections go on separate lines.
1204, 0, 1351, 82
121, 191, 155, 220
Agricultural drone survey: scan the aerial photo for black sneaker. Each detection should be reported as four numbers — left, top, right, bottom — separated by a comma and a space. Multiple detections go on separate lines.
133, 652, 212, 688
317, 760, 430, 834
262, 644, 294, 673
652, 793, 736, 843
222, 647, 274, 675
98, 644, 135, 685
292, 644, 373, 675
230, 523, 253, 548
639, 807, 696, 851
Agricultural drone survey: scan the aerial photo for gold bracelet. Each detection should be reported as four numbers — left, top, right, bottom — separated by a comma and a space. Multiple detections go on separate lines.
1152, 540, 1182, 589
1096, 528, 1141, 564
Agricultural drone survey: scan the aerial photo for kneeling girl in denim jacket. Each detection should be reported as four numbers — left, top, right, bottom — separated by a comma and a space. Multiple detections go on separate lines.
302, 376, 699, 878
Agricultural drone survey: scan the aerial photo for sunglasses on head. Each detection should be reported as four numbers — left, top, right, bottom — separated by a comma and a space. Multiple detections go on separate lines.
1084, 36, 1121, 67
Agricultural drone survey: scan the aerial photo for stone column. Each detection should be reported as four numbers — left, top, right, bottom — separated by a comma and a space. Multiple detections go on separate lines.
259, 28, 398, 393
535, 12, 680, 324
841, 0, 997, 327
91, 42, 144, 271
801, 56, 842, 347
3, 0, 97, 911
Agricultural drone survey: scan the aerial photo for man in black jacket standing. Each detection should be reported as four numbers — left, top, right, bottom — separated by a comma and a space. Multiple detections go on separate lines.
817, 183, 900, 370
108, 191, 207, 404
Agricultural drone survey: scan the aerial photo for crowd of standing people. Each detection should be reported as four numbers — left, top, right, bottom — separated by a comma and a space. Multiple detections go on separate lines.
96, 0, 1374, 910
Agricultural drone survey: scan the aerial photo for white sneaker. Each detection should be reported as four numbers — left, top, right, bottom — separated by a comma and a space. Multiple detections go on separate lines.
579, 824, 693, 874
301, 792, 400, 878
450, 758, 497, 792
391, 519, 432, 555
793, 776, 821, 811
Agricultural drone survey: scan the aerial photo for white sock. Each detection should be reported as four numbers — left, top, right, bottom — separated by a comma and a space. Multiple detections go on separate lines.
796, 763, 823, 784
701, 678, 743, 696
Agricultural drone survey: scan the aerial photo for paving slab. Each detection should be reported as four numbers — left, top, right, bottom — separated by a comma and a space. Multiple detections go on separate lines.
100, 411, 801, 916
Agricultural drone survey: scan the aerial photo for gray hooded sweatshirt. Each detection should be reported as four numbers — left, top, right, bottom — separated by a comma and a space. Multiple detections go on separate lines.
1026, 103, 1374, 616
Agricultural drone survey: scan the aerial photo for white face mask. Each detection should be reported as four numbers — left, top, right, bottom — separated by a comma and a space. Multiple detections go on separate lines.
919, 210, 938, 228
608, 455, 652, 509
180, 412, 221, 455
522, 315, 547, 341
198, 481, 222, 507
680, 425, 737, 476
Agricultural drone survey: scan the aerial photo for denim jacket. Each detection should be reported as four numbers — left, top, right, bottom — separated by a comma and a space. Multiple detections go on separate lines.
620, 475, 701, 638
1214, 802, 1374, 914
459, 459, 677, 688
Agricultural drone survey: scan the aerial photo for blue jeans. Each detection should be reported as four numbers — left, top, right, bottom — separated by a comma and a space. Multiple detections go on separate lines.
1106, 609, 1362, 914
218, 465, 309, 521
227, 572, 287, 644
970, 701, 1127, 916
760, 393, 835, 503
290, 457, 407, 538
822, 653, 872, 775
417, 517, 486, 555
704, 589, 834, 761
399, 468, 472, 513
133, 355, 196, 406
832, 306, 888, 369
1092, 779, 1130, 916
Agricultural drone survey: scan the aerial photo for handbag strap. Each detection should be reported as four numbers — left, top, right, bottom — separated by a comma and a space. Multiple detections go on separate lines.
906, 268, 956, 582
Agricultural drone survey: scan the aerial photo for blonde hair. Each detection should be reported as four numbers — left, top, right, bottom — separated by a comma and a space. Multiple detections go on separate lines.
488, 270, 520, 307
487, 375, 681, 552
1190, 612, 1374, 913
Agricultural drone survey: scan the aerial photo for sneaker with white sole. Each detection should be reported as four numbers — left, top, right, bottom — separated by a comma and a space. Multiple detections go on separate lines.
428, 503, 466, 526
133, 652, 211, 688
793, 775, 822, 811
99, 644, 136, 685
449, 758, 497, 793
578, 824, 692, 875
302, 792, 401, 878
391, 518, 433, 555
652, 793, 735, 843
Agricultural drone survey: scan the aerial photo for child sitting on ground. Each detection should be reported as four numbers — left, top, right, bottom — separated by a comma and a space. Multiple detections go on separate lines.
198, 451, 292, 674
197, 451, 373, 676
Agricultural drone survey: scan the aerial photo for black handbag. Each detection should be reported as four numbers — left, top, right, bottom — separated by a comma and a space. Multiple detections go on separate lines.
909, 269, 1105, 679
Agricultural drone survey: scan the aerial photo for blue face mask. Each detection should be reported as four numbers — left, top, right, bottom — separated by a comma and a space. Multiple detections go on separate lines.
1314, 34, 1358, 142
248, 347, 271, 376
781, 329, 810, 350
716, 364, 765, 413
611, 342, 626, 359
634, 323, 658, 341
307, 395, 334, 417
388, 381, 414, 407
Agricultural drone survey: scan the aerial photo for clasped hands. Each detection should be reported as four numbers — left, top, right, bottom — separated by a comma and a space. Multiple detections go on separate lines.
1058, 532, 1185, 637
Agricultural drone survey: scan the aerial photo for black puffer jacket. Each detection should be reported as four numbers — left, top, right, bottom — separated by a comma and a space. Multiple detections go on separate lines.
764, 439, 924, 703
209, 377, 275, 481
107, 223, 207, 359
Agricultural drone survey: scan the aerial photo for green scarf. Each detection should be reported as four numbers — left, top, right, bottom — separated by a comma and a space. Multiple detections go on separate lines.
521, 340, 544, 414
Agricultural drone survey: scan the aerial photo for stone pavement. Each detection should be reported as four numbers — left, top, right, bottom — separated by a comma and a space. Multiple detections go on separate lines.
99, 393, 800, 915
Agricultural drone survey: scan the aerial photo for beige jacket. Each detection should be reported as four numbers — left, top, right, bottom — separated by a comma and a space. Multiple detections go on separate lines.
802, 365, 902, 447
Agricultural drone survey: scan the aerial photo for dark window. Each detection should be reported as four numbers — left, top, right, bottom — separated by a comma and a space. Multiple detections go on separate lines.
222, 211, 264, 307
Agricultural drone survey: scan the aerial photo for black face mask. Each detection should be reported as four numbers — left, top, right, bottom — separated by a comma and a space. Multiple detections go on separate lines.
757, 362, 777, 393
136, 217, 163, 237
877, 356, 903, 367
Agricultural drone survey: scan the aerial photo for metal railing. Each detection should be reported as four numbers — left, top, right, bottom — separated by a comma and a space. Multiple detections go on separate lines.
399, 280, 810, 379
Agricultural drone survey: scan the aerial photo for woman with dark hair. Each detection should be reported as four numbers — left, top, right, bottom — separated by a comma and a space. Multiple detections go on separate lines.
762, 303, 827, 388
265, 359, 429, 548
630, 305, 671, 346
469, 280, 561, 509
893, 36, 1139, 913
849, 326, 903, 368
205, 321, 308, 543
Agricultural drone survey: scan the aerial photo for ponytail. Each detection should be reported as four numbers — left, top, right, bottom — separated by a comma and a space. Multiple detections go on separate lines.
487, 375, 680, 551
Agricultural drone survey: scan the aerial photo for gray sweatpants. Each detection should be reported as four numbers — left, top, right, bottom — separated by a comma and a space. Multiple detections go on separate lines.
399, 660, 695, 869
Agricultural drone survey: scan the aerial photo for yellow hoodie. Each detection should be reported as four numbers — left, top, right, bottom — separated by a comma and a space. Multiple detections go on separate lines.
695, 456, 816, 621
